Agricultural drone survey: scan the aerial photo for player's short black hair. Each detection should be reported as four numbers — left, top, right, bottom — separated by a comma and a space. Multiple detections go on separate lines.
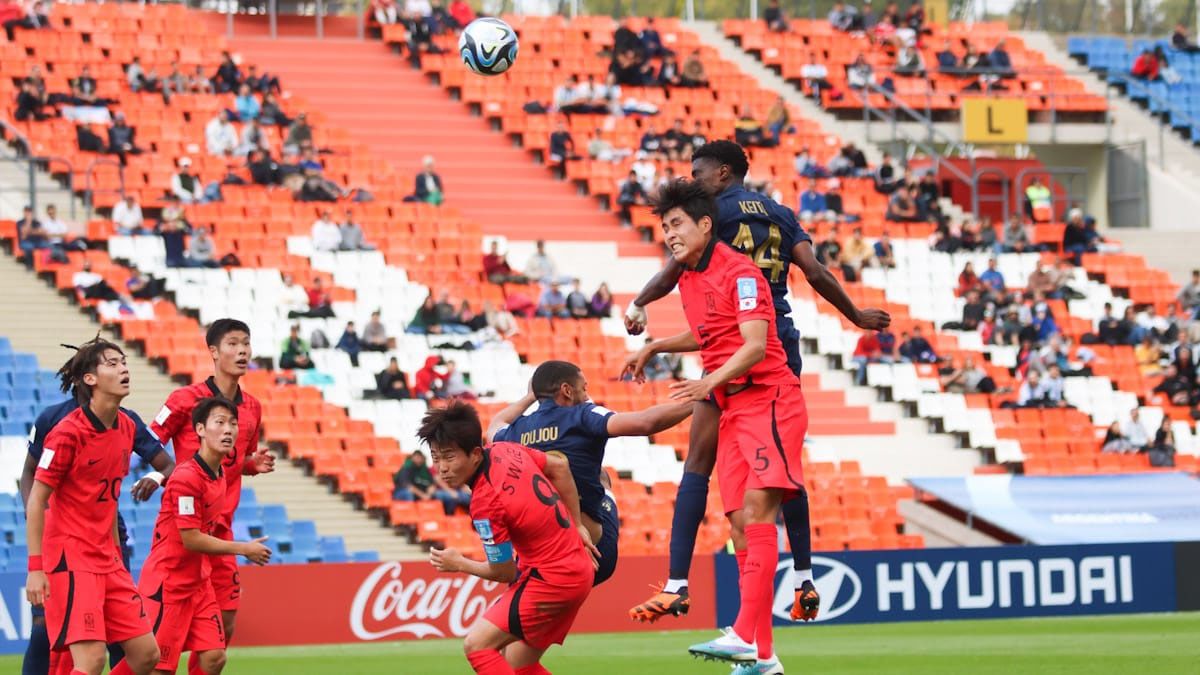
206, 318, 251, 347
417, 400, 483, 454
56, 335, 125, 402
531, 360, 582, 399
192, 396, 238, 428
692, 140, 749, 178
651, 179, 717, 226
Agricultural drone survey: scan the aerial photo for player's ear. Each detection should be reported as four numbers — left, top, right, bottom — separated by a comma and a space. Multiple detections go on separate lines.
699, 215, 713, 234
82, 372, 98, 387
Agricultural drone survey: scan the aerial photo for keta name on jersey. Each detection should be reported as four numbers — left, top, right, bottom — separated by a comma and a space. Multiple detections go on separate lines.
519, 426, 559, 446
737, 199, 769, 216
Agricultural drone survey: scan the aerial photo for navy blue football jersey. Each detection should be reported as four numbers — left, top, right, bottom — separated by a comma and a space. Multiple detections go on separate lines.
714, 184, 812, 314
492, 399, 614, 523
28, 398, 164, 464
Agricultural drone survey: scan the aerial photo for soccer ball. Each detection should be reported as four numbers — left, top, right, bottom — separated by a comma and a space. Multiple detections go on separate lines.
458, 17, 519, 76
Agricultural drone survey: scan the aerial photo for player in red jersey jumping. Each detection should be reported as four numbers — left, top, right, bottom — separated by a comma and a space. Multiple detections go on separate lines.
644, 180, 806, 674
420, 401, 599, 675
147, 318, 274, 669
117, 397, 273, 674
25, 339, 161, 675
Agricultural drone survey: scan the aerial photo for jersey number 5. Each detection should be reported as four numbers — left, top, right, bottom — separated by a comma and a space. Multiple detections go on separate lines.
732, 223, 785, 283
531, 474, 570, 529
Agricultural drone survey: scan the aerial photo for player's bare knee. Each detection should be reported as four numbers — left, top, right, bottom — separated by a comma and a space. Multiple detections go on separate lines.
199, 649, 227, 674
71, 642, 108, 674
131, 642, 161, 673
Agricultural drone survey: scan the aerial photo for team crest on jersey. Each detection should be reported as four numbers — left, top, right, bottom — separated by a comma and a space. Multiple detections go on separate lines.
473, 519, 496, 544
737, 277, 758, 310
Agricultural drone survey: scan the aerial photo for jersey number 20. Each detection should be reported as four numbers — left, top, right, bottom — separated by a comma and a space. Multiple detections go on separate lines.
731, 223, 785, 282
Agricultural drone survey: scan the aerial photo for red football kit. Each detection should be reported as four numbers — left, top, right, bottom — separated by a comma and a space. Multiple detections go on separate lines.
149, 376, 263, 610
469, 442, 593, 650
677, 239, 808, 513
138, 454, 227, 670
35, 407, 151, 650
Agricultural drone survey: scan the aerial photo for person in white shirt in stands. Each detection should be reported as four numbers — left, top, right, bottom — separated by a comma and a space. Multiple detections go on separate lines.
524, 239, 558, 284
311, 209, 342, 251
170, 157, 204, 203
800, 52, 831, 101
1122, 408, 1151, 450
40, 204, 70, 245
281, 273, 311, 318
205, 110, 238, 156
111, 194, 145, 235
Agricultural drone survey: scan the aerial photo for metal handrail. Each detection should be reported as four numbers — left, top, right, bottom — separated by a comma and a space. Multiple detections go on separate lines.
970, 167, 1012, 223
856, 82, 975, 191
1104, 72, 1200, 169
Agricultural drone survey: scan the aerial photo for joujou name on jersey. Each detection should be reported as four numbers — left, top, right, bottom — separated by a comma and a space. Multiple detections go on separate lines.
349, 562, 504, 640
519, 426, 559, 446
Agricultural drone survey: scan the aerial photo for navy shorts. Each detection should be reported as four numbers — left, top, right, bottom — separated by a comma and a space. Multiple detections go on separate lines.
776, 315, 803, 377
592, 493, 620, 586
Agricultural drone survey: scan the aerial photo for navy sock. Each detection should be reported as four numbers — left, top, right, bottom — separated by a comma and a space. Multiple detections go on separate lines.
781, 490, 813, 572
668, 471, 711, 581
22, 619, 49, 675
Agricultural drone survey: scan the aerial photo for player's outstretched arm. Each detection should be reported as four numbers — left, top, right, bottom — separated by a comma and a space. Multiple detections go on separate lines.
793, 240, 891, 330
670, 320, 768, 402
486, 391, 536, 443
624, 256, 685, 335
180, 529, 273, 565
606, 401, 694, 437
131, 450, 176, 502
430, 548, 519, 583
24, 481, 51, 607
621, 330, 700, 382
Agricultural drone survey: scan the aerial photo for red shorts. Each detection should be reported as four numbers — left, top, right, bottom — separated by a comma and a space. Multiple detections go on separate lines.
44, 568, 151, 650
483, 567, 592, 651
209, 553, 241, 612
715, 384, 808, 514
140, 577, 225, 671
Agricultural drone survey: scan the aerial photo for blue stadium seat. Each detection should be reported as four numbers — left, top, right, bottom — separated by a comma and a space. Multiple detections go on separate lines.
352, 551, 380, 562
0, 337, 11, 353
239, 488, 258, 508
261, 504, 288, 527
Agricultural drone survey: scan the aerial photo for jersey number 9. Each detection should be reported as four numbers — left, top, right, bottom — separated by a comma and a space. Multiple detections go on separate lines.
531, 474, 570, 529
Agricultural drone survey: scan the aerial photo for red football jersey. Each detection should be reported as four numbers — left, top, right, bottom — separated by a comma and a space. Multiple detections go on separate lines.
149, 377, 262, 532
35, 407, 134, 573
678, 240, 798, 387
468, 442, 593, 584
141, 454, 226, 600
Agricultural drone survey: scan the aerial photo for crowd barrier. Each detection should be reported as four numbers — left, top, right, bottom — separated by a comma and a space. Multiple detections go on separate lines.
0, 543, 1194, 654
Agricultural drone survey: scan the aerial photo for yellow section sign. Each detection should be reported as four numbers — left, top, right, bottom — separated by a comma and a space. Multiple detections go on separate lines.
925, 0, 949, 27
961, 98, 1028, 144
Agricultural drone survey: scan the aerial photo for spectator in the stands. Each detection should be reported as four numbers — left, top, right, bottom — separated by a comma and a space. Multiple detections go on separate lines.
378, 358, 413, 400
161, 62, 188, 98
1039, 364, 1067, 405
960, 43, 990, 72
186, 64, 214, 93
639, 17, 667, 57
414, 355, 446, 399
894, 38, 926, 77
284, 112, 313, 152
448, 0, 475, 27
481, 241, 526, 284
259, 92, 289, 127
1016, 369, 1045, 407
680, 49, 708, 87
70, 65, 99, 106
1062, 208, 1094, 263
765, 95, 792, 143
407, 293, 441, 334
1031, 303, 1059, 342
935, 39, 958, 71
799, 53, 832, 103
988, 39, 1014, 76
409, 155, 444, 205
1122, 409, 1151, 450
238, 118, 271, 157
851, 330, 883, 385
734, 106, 775, 148
609, 48, 652, 86
915, 171, 940, 215
102, 113, 140, 166
899, 326, 938, 363
360, 310, 389, 352
762, 0, 788, 31
1131, 48, 1160, 81
524, 239, 560, 284
181, 226, 219, 268
949, 288, 987, 331
39, 204, 75, 254
979, 257, 1006, 299
171, 157, 206, 204
111, 194, 145, 235
392, 451, 435, 500
311, 209, 342, 252
298, 147, 323, 173
874, 152, 901, 193
278, 273, 308, 318
304, 276, 335, 318
638, 122, 665, 159
14, 78, 48, 121
126, 270, 165, 300
1001, 214, 1032, 253
1151, 421, 1177, 466
206, 110, 238, 157
873, 230, 896, 268
279, 324, 314, 369
297, 168, 343, 203
886, 185, 921, 222
798, 178, 831, 222
847, 53, 875, 89
829, 0, 857, 30
537, 282, 570, 318
336, 321, 362, 367
1101, 422, 1135, 453
843, 227, 872, 272
125, 56, 158, 93
247, 149, 279, 186
243, 64, 281, 95
432, 290, 467, 332
1135, 335, 1164, 376
545, 121, 576, 172
656, 53, 682, 88
339, 211, 373, 251
660, 119, 689, 162
1023, 176, 1051, 221
1178, 270, 1200, 318
553, 75, 585, 113
1154, 364, 1198, 407
442, 360, 477, 400
615, 170, 649, 227
1172, 23, 1200, 53
590, 282, 613, 317
72, 261, 121, 301
941, 356, 992, 394
565, 279, 590, 319
825, 178, 857, 222
213, 51, 241, 93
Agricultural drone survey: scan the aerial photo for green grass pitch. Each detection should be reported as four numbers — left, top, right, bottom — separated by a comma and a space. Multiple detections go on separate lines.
3, 612, 1196, 673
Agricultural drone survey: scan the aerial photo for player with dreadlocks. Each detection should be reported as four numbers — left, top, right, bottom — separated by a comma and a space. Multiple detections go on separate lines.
25, 338, 161, 675
20, 336, 174, 675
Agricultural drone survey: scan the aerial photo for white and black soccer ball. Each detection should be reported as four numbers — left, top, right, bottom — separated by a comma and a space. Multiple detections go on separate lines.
458, 17, 519, 76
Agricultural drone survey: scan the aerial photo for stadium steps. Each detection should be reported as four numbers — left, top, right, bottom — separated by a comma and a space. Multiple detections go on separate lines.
687, 20, 885, 165
897, 498, 1003, 547
0, 249, 172, 418
237, 449, 425, 561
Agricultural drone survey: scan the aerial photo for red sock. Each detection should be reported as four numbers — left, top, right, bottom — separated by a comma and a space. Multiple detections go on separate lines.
732, 523, 779, 659
735, 548, 748, 577
514, 664, 551, 675
109, 659, 133, 675
467, 649, 515, 674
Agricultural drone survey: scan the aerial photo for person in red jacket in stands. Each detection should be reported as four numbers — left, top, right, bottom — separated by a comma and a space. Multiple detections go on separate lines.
414, 355, 447, 400
1131, 48, 1160, 81
448, 0, 475, 29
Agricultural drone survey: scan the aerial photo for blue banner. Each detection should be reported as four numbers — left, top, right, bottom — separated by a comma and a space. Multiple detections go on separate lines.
0, 572, 32, 655
715, 542, 1177, 626
908, 473, 1200, 544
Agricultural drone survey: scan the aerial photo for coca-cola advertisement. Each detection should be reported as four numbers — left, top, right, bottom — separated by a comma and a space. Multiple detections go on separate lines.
234, 555, 715, 647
